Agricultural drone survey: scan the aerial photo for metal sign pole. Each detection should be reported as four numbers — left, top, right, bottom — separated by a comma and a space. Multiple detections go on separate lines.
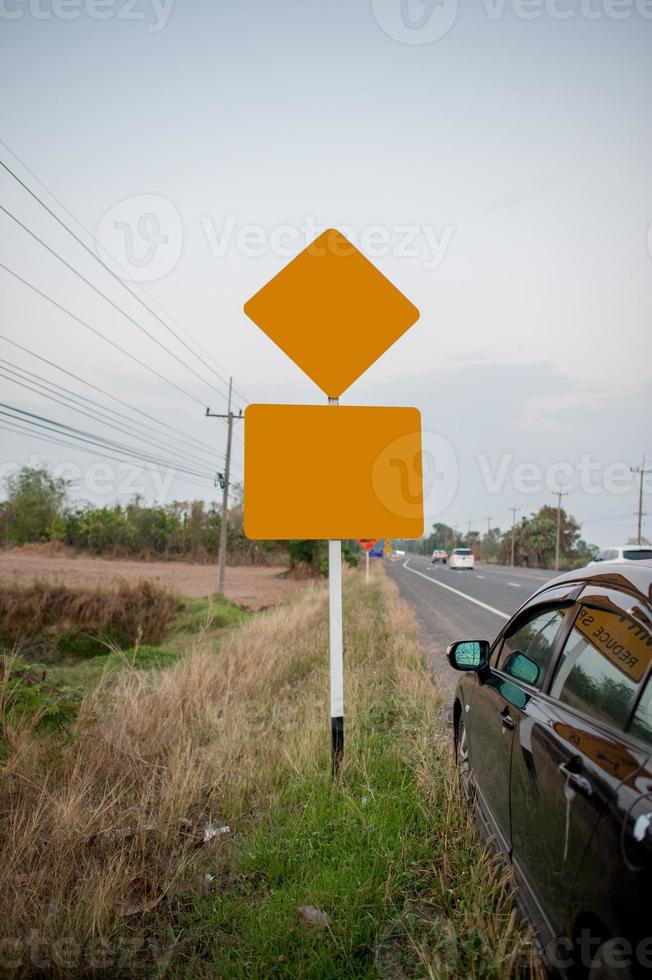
329, 538, 344, 775
365, 549, 370, 585
328, 395, 344, 775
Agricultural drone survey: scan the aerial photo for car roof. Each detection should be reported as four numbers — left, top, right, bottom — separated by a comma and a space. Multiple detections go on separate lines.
531, 561, 652, 609
604, 545, 650, 551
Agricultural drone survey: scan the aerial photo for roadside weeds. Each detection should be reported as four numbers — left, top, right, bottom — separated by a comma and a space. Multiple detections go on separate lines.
0, 568, 543, 978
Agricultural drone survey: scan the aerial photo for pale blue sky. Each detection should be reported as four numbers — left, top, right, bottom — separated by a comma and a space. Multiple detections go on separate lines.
0, 0, 650, 545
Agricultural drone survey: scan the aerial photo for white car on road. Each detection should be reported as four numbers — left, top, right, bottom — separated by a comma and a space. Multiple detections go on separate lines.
449, 548, 475, 570
591, 544, 652, 564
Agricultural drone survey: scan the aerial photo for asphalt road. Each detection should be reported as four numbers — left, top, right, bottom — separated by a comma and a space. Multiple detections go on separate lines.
386, 557, 557, 700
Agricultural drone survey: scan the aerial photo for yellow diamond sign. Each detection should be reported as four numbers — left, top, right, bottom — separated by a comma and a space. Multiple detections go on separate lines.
243, 228, 420, 398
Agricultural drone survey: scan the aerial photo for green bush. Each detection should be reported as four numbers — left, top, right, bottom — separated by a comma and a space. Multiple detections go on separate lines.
0, 658, 81, 738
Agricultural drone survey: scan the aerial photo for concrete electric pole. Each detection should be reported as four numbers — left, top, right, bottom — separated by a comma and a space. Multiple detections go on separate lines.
206, 377, 244, 595
509, 506, 521, 567
631, 455, 651, 545
554, 491, 569, 571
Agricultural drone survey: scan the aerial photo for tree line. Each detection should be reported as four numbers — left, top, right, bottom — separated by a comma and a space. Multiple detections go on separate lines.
0, 466, 281, 564
1, 466, 599, 571
0, 466, 361, 572
403, 512, 598, 570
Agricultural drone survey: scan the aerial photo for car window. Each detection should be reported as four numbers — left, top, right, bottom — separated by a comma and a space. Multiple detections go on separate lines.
630, 679, 652, 743
623, 549, 652, 561
497, 606, 568, 687
550, 606, 652, 729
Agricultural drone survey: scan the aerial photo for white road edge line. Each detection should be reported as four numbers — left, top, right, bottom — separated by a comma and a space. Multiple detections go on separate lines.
402, 560, 510, 620
475, 574, 484, 579
507, 582, 521, 588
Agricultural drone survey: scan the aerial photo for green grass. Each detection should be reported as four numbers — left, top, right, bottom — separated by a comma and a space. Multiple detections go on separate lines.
2, 592, 250, 735
169, 578, 537, 980
0, 660, 80, 738
172, 594, 249, 636
186, 749, 434, 978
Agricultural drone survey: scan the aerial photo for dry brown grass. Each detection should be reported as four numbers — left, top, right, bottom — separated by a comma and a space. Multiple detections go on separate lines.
0, 567, 541, 978
0, 578, 329, 975
0, 580, 185, 659
0, 548, 307, 610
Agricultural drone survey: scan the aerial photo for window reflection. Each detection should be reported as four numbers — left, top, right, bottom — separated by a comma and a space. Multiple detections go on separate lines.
550, 606, 652, 729
498, 607, 567, 688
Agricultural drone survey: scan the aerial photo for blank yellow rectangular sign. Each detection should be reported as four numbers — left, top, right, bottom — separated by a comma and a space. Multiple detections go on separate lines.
244, 404, 423, 540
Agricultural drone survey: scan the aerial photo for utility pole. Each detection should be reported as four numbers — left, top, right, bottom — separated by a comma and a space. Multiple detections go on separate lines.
509, 506, 521, 567
206, 377, 244, 595
554, 491, 569, 572
631, 455, 651, 545
485, 516, 493, 535
466, 520, 474, 539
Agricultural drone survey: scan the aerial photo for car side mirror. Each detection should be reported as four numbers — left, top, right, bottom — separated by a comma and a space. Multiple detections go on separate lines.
503, 651, 540, 686
447, 640, 490, 671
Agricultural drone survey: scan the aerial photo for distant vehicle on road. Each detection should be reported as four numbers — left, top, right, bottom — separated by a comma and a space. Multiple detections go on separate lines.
449, 548, 474, 570
431, 549, 448, 564
591, 544, 652, 564
369, 548, 384, 558
447, 561, 652, 978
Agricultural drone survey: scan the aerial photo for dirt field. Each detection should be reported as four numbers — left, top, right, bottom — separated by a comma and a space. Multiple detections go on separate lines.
0, 549, 308, 611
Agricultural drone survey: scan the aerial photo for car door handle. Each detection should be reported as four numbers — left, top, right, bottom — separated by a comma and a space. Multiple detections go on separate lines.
499, 709, 515, 731
559, 762, 593, 795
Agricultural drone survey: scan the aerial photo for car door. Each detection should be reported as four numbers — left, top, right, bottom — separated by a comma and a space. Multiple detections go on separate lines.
569, 614, 652, 972
467, 591, 575, 855
509, 588, 652, 949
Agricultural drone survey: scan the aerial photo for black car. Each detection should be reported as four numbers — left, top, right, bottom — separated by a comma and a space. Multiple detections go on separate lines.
447, 562, 652, 979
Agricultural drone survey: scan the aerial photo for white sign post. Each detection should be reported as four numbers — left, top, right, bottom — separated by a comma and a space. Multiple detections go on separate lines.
328, 538, 344, 774
328, 395, 344, 774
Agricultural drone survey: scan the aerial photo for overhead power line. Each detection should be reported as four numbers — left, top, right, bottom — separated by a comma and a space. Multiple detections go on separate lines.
0, 331, 228, 460
0, 403, 216, 482
0, 419, 216, 493
0, 147, 250, 409
0, 201, 234, 405
0, 261, 209, 411
0, 360, 222, 473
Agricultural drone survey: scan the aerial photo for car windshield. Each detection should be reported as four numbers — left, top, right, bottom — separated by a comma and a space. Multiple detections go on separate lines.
623, 550, 652, 561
